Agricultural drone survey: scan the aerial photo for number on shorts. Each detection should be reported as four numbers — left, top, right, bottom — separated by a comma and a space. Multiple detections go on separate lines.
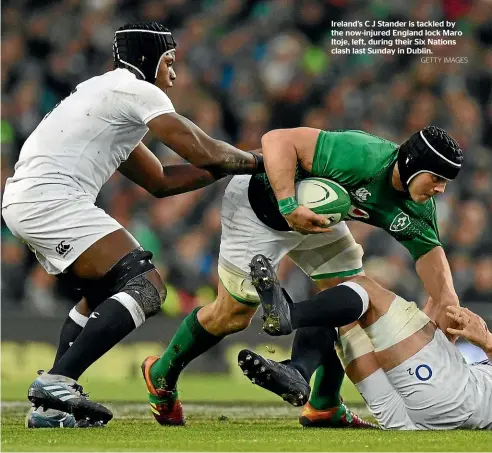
408, 364, 433, 381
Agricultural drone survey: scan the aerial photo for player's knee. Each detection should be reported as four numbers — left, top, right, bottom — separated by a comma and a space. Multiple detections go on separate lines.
124, 274, 165, 318
95, 248, 166, 320
143, 268, 168, 309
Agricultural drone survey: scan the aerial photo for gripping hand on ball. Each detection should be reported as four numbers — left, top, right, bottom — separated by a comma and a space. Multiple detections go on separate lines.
283, 206, 332, 234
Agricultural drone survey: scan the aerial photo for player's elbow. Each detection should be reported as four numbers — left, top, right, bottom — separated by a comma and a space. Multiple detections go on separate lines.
261, 130, 286, 148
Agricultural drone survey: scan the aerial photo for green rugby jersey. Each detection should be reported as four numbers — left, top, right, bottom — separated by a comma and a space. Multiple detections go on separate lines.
248, 130, 441, 261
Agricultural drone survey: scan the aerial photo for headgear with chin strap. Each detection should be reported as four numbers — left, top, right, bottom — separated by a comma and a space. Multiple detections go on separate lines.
397, 126, 463, 193
113, 21, 177, 84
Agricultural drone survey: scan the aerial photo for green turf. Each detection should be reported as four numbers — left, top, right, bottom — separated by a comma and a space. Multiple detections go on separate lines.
2, 375, 362, 404
2, 403, 492, 452
2, 343, 491, 451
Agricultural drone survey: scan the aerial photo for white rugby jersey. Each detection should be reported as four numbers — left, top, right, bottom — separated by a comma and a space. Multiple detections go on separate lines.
2, 69, 174, 206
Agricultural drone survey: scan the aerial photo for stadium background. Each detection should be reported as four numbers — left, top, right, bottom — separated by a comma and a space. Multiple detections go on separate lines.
2, 0, 492, 383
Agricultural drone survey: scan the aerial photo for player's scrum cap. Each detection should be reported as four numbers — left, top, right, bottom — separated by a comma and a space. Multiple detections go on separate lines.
397, 126, 463, 192
113, 21, 177, 84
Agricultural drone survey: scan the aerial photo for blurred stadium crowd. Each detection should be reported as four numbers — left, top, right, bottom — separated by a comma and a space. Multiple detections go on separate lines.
2, 0, 492, 317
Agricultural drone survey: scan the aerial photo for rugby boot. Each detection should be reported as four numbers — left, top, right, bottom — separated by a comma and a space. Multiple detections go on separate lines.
141, 356, 185, 426
25, 407, 76, 429
249, 254, 293, 336
238, 349, 310, 407
28, 371, 113, 425
299, 402, 380, 429
25, 407, 104, 428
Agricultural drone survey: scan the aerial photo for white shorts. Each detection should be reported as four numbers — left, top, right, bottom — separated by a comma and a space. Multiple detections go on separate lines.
467, 363, 492, 429
218, 176, 364, 304
2, 196, 122, 274
386, 329, 487, 430
356, 369, 417, 430
337, 324, 416, 430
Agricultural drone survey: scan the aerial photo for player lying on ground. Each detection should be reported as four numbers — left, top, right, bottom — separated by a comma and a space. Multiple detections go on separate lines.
240, 258, 492, 430
1, 21, 264, 428
141, 126, 463, 427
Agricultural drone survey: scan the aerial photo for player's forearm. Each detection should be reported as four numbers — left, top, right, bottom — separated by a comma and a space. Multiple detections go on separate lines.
416, 246, 459, 307
261, 130, 298, 200
153, 164, 218, 197
200, 140, 263, 178
148, 113, 263, 176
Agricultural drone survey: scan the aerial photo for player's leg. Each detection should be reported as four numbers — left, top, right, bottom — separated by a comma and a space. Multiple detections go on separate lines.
26, 298, 93, 429
333, 323, 417, 430
293, 276, 358, 423
270, 229, 364, 415
52, 298, 90, 365
31, 232, 164, 423
149, 281, 257, 389
10, 199, 165, 423
355, 285, 479, 430
142, 281, 258, 425
142, 175, 303, 424
316, 276, 477, 430
48, 228, 165, 379
240, 224, 369, 420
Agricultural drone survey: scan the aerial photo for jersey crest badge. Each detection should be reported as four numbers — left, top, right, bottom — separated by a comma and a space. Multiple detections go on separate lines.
390, 212, 411, 232
353, 188, 371, 202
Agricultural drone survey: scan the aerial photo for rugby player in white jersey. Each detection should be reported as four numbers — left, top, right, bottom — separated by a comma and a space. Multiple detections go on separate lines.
1, 21, 264, 427
240, 257, 492, 430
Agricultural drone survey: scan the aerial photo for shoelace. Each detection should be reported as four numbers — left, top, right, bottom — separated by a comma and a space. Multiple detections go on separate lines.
71, 382, 89, 397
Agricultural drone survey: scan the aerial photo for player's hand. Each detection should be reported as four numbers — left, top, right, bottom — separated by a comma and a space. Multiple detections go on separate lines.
446, 306, 492, 350
283, 206, 332, 234
423, 296, 458, 343
435, 308, 459, 343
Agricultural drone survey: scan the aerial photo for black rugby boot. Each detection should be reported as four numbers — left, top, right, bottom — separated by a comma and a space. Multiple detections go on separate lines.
249, 254, 293, 336
238, 349, 310, 407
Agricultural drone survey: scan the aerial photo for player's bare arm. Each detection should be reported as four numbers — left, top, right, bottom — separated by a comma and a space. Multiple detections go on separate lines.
147, 112, 262, 178
415, 246, 460, 340
261, 127, 331, 233
446, 306, 492, 360
118, 142, 219, 197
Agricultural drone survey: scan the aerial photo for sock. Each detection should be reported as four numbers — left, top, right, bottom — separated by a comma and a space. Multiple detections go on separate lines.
290, 282, 369, 329
49, 293, 145, 380
53, 307, 88, 365
309, 348, 345, 410
288, 326, 338, 382
149, 307, 223, 391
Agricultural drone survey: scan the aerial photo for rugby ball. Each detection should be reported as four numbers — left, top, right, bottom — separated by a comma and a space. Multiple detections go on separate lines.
295, 178, 351, 226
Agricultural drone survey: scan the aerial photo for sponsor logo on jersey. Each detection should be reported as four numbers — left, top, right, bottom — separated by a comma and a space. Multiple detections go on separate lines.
353, 188, 371, 202
390, 212, 411, 232
347, 205, 370, 220
55, 240, 73, 257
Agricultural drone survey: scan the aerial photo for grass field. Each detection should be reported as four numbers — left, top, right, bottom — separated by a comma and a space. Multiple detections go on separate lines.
2, 376, 492, 452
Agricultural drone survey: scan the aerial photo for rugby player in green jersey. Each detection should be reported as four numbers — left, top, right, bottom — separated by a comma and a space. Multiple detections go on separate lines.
142, 126, 462, 428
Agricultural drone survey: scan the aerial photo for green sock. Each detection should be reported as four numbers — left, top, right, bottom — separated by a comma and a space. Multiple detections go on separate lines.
308, 349, 344, 410
149, 307, 223, 392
